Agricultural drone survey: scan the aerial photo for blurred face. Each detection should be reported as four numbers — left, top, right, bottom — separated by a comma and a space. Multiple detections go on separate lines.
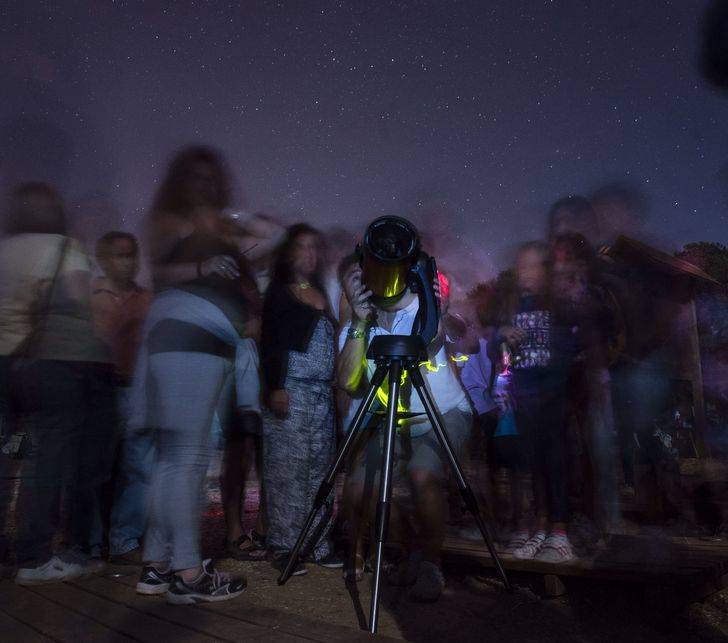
291, 233, 319, 279
515, 248, 546, 294
101, 237, 139, 286
550, 208, 577, 239
550, 207, 598, 243
553, 258, 588, 304
185, 162, 220, 208
23, 192, 63, 232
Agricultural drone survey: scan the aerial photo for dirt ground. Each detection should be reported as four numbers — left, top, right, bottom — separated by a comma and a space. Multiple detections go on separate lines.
204, 555, 728, 642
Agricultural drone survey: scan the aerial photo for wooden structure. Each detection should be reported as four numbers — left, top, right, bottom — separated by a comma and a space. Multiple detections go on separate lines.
444, 533, 728, 606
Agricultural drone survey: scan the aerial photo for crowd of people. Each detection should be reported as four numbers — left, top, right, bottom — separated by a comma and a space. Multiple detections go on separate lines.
0, 144, 710, 605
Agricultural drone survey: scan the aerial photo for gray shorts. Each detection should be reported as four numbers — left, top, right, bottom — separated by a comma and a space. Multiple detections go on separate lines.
347, 408, 472, 485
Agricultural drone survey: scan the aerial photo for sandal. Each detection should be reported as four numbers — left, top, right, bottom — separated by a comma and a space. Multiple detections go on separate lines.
251, 530, 267, 549
342, 554, 370, 583
226, 533, 268, 561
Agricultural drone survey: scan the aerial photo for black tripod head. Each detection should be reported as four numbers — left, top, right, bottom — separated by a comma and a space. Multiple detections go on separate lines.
366, 334, 427, 363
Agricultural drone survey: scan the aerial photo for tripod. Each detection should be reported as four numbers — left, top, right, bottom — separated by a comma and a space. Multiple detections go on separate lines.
278, 334, 511, 634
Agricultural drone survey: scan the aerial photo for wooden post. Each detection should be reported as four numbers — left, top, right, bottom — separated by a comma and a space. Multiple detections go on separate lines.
687, 299, 709, 458
543, 575, 566, 598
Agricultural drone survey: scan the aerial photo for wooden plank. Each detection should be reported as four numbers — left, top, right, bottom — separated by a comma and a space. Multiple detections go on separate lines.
98, 568, 400, 642
444, 534, 728, 583
33, 581, 215, 643
0, 609, 54, 643
0, 579, 132, 642
71, 575, 277, 642
442, 546, 723, 585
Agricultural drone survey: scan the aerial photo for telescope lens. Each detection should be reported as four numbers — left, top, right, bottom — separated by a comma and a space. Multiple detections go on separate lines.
367, 218, 417, 261
361, 216, 420, 303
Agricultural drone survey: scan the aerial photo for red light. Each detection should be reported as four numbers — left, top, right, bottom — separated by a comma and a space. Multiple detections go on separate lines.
437, 271, 450, 301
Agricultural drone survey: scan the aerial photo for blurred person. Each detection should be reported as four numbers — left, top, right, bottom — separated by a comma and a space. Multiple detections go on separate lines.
458, 282, 532, 549
338, 252, 472, 602
217, 210, 284, 559
130, 146, 255, 604
91, 231, 153, 562
489, 337, 532, 553
220, 403, 268, 561
547, 195, 601, 247
607, 272, 699, 528
490, 241, 575, 563
459, 285, 499, 449
333, 252, 373, 581
323, 226, 358, 322
222, 211, 286, 295
456, 285, 499, 539
551, 233, 620, 538
0, 183, 115, 584
587, 184, 669, 501
260, 224, 341, 576
589, 183, 648, 247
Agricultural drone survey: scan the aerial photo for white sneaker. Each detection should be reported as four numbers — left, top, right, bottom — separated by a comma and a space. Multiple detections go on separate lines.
534, 534, 576, 563
503, 530, 530, 556
15, 556, 83, 586
512, 532, 546, 560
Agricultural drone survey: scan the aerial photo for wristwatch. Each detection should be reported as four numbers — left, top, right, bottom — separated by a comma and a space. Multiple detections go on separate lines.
347, 325, 367, 340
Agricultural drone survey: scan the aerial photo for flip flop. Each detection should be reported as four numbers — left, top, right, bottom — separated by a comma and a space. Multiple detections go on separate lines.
226, 534, 268, 561
342, 554, 370, 583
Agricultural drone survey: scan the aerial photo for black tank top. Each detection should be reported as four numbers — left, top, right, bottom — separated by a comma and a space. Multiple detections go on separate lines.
162, 230, 260, 333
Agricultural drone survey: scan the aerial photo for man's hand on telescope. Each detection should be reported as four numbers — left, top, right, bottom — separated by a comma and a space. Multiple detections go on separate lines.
344, 266, 373, 323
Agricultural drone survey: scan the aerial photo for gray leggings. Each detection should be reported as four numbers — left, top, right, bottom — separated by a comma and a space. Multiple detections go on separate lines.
142, 352, 232, 570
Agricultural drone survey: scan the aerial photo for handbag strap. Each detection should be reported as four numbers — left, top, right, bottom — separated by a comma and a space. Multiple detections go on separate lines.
15, 236, 72, 358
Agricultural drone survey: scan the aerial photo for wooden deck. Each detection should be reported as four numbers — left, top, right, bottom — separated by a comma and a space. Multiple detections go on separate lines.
442, 532, 728, 602
0, 566, 402, 643
3, 535, 728, 642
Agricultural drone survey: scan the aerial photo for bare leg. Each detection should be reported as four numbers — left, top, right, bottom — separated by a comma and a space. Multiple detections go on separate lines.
253, 433, 268, 537
343, 478, 369, 576
409, 468, 446, 565
221, 434, 254, 544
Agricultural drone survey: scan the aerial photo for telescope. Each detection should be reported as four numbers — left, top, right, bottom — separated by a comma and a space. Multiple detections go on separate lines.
358, 215, 440, 345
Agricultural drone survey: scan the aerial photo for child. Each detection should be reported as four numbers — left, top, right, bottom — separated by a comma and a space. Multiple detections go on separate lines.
92, 231, 153, 562
92, 231, 153, 384
492, 241, 575, 563
490, 344, 531, 554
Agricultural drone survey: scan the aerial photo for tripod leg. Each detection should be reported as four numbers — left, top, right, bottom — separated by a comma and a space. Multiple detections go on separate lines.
277, 364, 388, 585
369, 360, 402, 635
408, 367, 512, 592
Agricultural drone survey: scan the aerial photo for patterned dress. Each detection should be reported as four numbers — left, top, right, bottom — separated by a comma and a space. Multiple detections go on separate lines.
262, 316, 335, 559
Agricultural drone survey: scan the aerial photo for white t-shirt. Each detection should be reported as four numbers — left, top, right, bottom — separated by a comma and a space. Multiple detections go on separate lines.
338, 297, 469, 433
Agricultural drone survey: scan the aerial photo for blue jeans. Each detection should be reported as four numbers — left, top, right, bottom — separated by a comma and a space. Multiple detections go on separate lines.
15, 360, 116, 567
142, 352, 232, 570
108, 389, 155, 556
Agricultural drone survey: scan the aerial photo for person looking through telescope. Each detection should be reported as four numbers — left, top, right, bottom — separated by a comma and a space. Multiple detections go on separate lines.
337, 233, 474, 603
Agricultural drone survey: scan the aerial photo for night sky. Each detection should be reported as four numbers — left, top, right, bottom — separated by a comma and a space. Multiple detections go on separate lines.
1, 1, 727, 277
